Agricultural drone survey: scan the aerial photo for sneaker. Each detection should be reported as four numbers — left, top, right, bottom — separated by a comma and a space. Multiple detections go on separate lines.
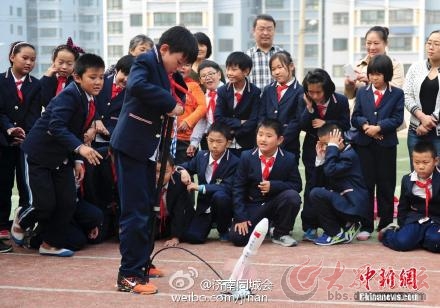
11, 207, 24, 245
378, 224, 399, 242
356, 231, 371, 241
271, 234, 298, 247
117, 273, 158, 294
39, 245, 74, 257
303, 228, 318, 242
0, 229, 10, 240
0, 240, 12, 253
344, 222, 361, 243
314, 231, 347, 246
146, 264, 164, 278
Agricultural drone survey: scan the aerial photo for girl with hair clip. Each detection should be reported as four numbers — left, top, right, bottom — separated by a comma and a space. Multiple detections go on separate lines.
0, 41, 41, 243
351, 54, 404, 241
299, 68, 350, 242
258, 50, 304, 164
344, 26, 404, 107
40, 37, 85, 107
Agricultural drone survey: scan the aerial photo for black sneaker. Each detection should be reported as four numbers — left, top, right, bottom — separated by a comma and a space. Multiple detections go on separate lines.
0, 240, 12, 253
116, 273, 158, 294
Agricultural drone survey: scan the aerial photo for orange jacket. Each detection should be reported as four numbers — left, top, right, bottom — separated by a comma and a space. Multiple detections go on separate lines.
177, 77, 207, 141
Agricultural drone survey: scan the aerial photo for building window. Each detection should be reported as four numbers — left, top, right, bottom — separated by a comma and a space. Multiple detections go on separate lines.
79, 31, 94, 40
304, 44, 318, 57
108, 21, 123, 34
333, 38, 348, 51
333, 12, 348, 25
108, 0, 122, 10
17, 25, 23, 35
79, 15, 94, 23
276, 20, 285, 33
266, 0, 283, 9
333, 65, 344, 78
360, 10, 385, 24
41, 46, 56, 55
218, 13, 233, 26
218, 39, 233, 52
79, 0, 94, 6
130, 14, 142, 27
306, 0, 319, 9
154, 12, 176, 26
40, 28, 57, 37
17, 7, 22, 17
40, 10, 56, 19
10, 24, 13, 34
389, 9, 413, 23
305, 20, 318, 33
10, 6, 13, 16
180, 12, 203, 26
389, 37, 412, 51
108, 45, 123, 58
427, 10, 440, 24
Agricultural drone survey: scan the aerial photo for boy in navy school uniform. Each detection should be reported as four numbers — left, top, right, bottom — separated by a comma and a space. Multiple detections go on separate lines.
154, 157, 193, 247
83, 54, 134, 240
309, 124, 367, 245
379, 141, 440, 252
258, 50, 304, 164
178, 122, 239, 243
229, 118, 302, 247
11, 53, 105, 257
351, 54, 404, 240
110, 26, 197, 294
0, 42, 41, 245
214, 51, 261, 157
299, 69, 350, 241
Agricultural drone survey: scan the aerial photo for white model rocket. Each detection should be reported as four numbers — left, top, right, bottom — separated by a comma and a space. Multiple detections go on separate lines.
229, 218, 269, 281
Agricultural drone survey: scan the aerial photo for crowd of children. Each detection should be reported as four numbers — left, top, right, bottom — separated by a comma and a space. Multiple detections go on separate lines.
1, 21, 440, 294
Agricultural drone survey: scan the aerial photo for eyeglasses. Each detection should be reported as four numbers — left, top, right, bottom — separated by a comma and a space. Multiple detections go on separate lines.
255, 27, 274, 33
200, 71, 218, 79
426, 41, 440, 49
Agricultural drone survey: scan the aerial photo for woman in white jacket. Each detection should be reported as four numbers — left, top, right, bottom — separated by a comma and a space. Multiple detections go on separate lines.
404, 30, 440, 168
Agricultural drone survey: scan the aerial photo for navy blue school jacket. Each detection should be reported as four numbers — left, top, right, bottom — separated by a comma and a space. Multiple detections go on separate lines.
95, 74, 125, 137
300, 93, 350, 135
110, 45, 186, 162
40, 75, 74, 107
0, 69, 41, 146
259, 79, 304, 154
351, 85, 404, 147
317, 144, 369, 219
21, 82, 93, 168
233, 147, 302, 222
214, 79, 261, 149
397, 168, 440, 226
180, 149, 239, 213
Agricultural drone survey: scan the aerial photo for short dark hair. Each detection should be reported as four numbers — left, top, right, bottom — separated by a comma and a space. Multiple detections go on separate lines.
225, 51, 252, 71
74, 53, 105, 77
115, 54, 135, 75
317, 123, 341, 138
159, 26, 198, 64
257, 118, 283, 137
413, 141, 437, 158
367, 54, 393, 83
303, 68, 336, 101
198, 59, 221, 74
9, 41, 35, 66
194, 32, 212, 59
253, 14, 276, 29
365, 26, 389, 44
128, 34, 154, 53
207, 122, 233, 141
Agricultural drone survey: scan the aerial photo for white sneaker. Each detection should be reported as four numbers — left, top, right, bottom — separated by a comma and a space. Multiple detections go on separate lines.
271, 234, 298, 247
10, 207, 24, 245
356, 231, 371, 241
